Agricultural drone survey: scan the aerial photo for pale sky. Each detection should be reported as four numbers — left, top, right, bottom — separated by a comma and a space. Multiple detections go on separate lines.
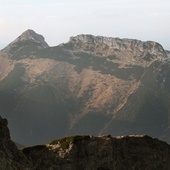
0, 0, 170, 50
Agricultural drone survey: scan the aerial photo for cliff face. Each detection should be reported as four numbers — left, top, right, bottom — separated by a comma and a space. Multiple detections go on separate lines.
69, 34, 165, 56
1, 115, 170, 170
0, 116, 30, 170
0, 30, 170, 145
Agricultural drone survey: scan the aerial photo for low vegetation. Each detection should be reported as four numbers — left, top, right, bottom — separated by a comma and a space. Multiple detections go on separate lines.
49, 135, 91, 149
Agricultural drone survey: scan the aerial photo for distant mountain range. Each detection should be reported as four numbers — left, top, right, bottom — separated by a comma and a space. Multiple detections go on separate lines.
0, 29, 170, 146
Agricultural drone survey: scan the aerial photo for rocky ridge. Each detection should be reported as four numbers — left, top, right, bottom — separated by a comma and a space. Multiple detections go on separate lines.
68, 34, 167, 65
22, 135, 170, 170
69, 34, 165, 54
0, 115, 170, 170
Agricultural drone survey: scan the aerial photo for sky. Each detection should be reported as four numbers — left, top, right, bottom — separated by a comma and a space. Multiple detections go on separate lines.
0, 0, 170, 50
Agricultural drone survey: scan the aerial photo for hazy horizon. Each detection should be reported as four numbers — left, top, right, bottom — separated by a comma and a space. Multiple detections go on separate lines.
0, 0, 170, 50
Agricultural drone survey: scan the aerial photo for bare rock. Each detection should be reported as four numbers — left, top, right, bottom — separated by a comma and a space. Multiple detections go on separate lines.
69, 34, 166, 58
10, 29, 49, 48
21, 135, 170, 170
0, 116, 31, 169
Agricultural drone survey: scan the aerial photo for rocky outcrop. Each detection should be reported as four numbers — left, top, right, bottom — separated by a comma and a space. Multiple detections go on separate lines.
69, 34, 167, 58
21, 135, 170, 170
166, 50, 170, 58
0, 115, 170, 169
0, 116, 30, 169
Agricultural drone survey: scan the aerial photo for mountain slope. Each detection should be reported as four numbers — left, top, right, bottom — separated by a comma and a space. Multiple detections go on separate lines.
0, 30, 170, 145
101, 60, 170, 137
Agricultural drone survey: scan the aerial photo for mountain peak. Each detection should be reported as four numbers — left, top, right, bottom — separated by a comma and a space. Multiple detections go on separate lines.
17, 29, 49, 47
3, 29, 49, 51
1, 29, 49, 56
20, 29, 38, 39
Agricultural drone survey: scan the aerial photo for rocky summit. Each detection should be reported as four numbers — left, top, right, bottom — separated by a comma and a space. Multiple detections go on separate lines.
0, 30, 170, 146
3, 29, 49, 54
0, 115, 170, 170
